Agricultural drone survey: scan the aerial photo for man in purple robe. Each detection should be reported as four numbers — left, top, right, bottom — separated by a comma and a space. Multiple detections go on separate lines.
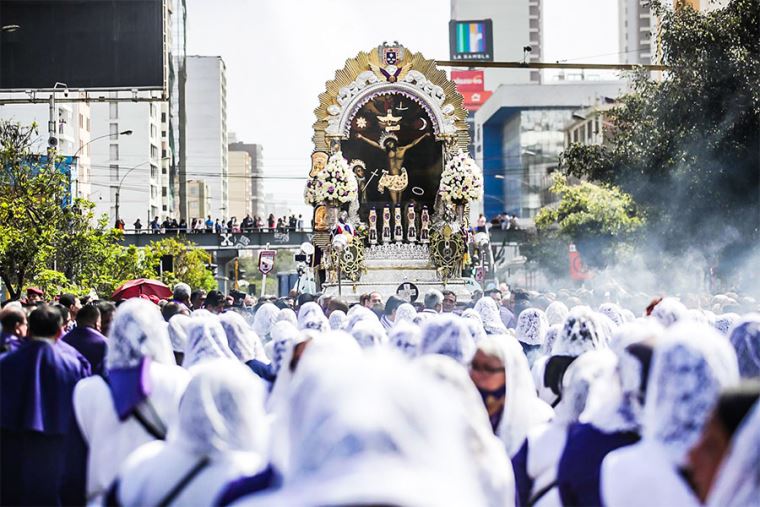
1, 304, 91, 505
63, 303, 108, 376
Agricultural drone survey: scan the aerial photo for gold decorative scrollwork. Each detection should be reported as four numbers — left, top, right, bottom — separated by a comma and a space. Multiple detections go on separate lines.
429, 224, 466, 281
330, 240, 366, 282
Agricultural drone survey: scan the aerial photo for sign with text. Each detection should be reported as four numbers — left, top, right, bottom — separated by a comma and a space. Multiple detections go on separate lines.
449, 19, 494, 62
461, 90, 493, 111
258, 250, 276, 275
451, 70, 484, 92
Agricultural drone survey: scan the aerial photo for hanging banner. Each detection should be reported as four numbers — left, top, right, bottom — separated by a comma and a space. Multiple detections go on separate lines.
569, 243, 593, 280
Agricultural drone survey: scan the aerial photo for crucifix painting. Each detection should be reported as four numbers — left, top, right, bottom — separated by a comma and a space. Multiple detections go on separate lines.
341, 92, 442, 222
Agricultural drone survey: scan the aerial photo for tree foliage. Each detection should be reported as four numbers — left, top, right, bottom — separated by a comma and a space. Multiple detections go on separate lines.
560, 0, 759, 257
1, 120, 217, 299
534, 174, 644, 268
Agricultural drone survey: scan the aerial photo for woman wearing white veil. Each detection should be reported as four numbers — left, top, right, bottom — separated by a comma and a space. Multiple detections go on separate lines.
350, 318, 387, 348
600, 321, 739, 507
420, 314, 476, 365
470, 335, 553, 457
274, 307, 297, 326
234, 349, 490, 507
417, 354, 516, 507
167, 313, 191, 365
394, 302, 420, 326
252, 303, 280, 344
515, 308, 549, 368
219, 312, 272, 381
555, 320, 663, 506
512, 350, 615, 507
73, 299, 190, 505
109, 360, 269, 506
475, 297, 509, 335
545, 301, 569, 327
388, 320, 423, 359
182, 316, 237, 369
296, 301, 329, 332
328, 309, 347, 330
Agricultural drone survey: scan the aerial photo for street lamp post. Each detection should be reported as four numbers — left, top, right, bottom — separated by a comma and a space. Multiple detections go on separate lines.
114, 156, 169, 223
73, 130, 132, 197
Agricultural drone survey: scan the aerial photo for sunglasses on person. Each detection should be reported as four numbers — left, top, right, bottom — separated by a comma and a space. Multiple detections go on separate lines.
470, 361, 504, 375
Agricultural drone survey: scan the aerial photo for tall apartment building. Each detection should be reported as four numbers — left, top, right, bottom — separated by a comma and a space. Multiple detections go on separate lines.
187, 180, 210, 221
89, 100, 164, 224
450, 0, 543, 87
186, 55, 228, 219
227, 150, 252, 219
228, 141, 265, 218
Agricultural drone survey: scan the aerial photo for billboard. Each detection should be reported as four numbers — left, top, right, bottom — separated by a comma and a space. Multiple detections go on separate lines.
451, 70, 484, 92
449, 19, 493, 62
0, 0, 165, 90
460, 91, 493, 111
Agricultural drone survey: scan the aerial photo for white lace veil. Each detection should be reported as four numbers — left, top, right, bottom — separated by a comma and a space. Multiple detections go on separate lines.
350, 319, 387, 348
516, 308, 548, 346
650, 297, 688, 328
219, 311, 268, 364
107, 298, 175, 369
388, 321, 422, 359
545, 301, 569, 326
182, 316, 236, 369
252, 303, 280, 343
474, 297, 508, 335
643, 321, 739, 466
275, 308, 298, 326
713, 313, 740, 336
328, 310, 347, 330
727, 314, 760, 379
552, 306, 608, 356
420, 314, 476, 365
599, 303, 624, 327
167, 314, 191, 354
296, 302, 329, 332
171, 359, 268, 458
554, 349, 617, 426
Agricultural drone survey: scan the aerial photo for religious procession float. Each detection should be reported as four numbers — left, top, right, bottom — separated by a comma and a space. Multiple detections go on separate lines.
304, 42, 483, 303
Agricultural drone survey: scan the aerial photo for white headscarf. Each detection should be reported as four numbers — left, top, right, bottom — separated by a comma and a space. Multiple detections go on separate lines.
252, 303, 280, 343
553, 349, 617, 426
350, 319, 387, 348
167, 314, 191, 354
462, 315, 487, 344
107, 298, 175, 369
394, 303, 419, 326
727, 315, 760, 379
713, 313, 740, 336
244, 349, 490, 507
275, 308, 298, 326
515, 308, 548, 346
328, 310, 347, 330
416, 355, 516, 507
268, 321, 300, 376
477, 335, 554, 455
420, 314, 476, 365
388, 321, 422, 359
706, 399, 760, 507
582, 319, 664, 433
172, 359, 268, 457
552, 306, 608, 356
182, 316, 236, 369
650, 297, 688, 328
345, 305, 378, 333
545, 301, 569, 326
219, 311, 268, 364
296, 302, 329, 332
643, 321, 739, 466
599, 303, 624, 327
474, 297, 508, 335
541, 324, 561, 356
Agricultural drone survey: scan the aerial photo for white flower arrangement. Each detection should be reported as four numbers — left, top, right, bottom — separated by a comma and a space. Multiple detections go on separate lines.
304, 151, 359, 205
438, 150, 483, 204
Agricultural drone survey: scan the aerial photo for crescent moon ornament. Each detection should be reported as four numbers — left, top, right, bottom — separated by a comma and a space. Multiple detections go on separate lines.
418, 117, 428, 131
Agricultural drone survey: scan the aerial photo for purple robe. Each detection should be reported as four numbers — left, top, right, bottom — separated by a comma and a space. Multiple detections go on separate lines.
0, 339, 91, 505
63, 325, 108, 376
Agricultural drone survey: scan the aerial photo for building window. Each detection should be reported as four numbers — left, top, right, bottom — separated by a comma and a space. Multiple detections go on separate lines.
150, 125, 157, 138
110, 164, 119, 182
109, 102, 118, 120
150, 165, 158, 179
79, 114, 84, 129
162, 186, 167, 197
110, 123, 118, 140
150, 103, 156, 118
110, 144, 119, 160
161, 112, 167, 122
151, 145, 159, 159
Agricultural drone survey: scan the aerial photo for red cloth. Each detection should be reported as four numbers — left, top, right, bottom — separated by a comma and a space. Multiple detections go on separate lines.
111, 279, 172, 301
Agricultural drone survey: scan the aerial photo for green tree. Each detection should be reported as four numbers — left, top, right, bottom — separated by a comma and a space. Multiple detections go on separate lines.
147, 238, 217, 293
535, 174, 644, 268
0, 121, 66, 299
560, 0, 759, 262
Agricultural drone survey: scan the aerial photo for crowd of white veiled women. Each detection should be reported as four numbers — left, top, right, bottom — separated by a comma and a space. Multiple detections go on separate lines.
76, 294, 759, 507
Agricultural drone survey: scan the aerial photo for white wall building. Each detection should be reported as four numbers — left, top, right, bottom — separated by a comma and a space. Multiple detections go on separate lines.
186, 55, 228, 220
89, 99, 164, 225
450, 0, 543, 87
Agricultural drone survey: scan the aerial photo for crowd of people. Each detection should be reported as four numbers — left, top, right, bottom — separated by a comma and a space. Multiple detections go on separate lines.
119, 213, 307, 234
1, 281, 758, 506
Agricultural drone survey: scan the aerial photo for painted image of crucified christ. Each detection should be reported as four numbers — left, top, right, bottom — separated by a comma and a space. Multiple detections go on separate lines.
355, 131, 430, 206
